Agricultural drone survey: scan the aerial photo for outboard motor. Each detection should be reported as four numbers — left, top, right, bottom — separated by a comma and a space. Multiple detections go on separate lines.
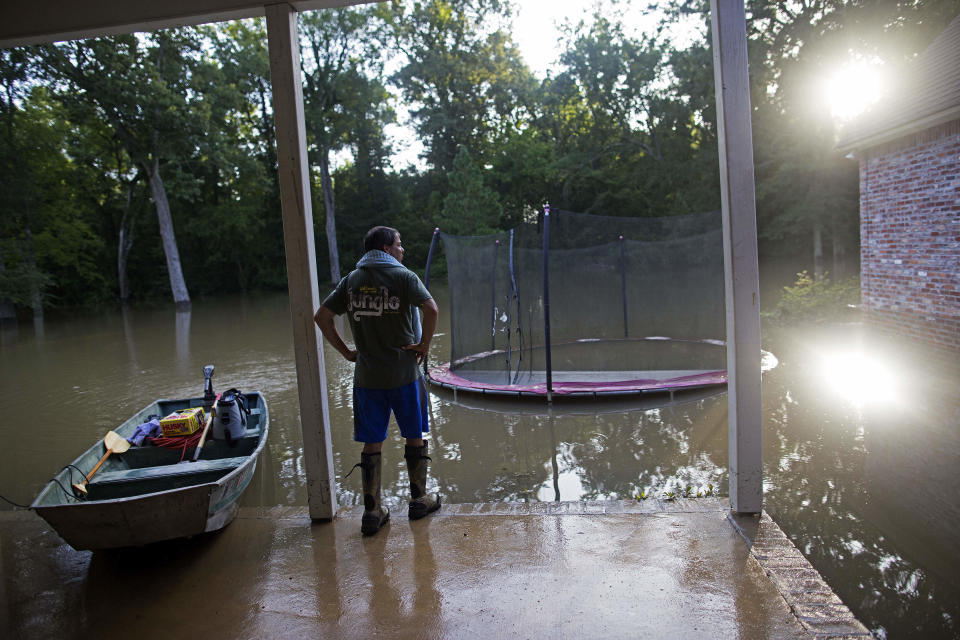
202, 365, 216, 415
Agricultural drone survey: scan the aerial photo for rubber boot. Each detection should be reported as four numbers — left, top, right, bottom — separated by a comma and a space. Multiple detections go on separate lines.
404, 442, 441, 520
360, 452, 389, 536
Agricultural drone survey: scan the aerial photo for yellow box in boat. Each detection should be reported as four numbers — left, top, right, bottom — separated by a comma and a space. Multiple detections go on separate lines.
159, 407, 206, 437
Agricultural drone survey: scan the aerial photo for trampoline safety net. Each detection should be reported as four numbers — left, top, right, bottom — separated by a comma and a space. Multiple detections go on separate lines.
430, 209, 727, 397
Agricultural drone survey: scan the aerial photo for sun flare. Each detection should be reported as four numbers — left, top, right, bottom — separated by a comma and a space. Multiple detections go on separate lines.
820, 351, 897, 407
824, 62, 884, 121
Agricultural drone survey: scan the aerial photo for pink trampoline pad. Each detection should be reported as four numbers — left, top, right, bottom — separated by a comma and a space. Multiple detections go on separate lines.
426, 362, 728, 397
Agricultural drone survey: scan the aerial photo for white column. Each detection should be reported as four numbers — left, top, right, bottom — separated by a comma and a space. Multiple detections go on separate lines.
265, 2, 338, 520
711, 0, 763, 514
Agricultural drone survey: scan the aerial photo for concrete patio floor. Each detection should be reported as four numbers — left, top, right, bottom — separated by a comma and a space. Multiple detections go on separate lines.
1, 499, 871, 639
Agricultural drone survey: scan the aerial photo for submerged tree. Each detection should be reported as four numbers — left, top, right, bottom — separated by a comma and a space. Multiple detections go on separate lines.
189, 20, 282, 294
0, 49, 33, 320
0, 51, 107, 316
36, 32, 205, 308
300, 7, 393, 284
3, 0, 956, 311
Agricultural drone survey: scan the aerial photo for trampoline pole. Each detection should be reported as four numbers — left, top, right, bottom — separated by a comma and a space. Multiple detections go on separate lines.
509, 229, 522, 384
620, 235, 628, 338
423, 227, 440, 376
491, 240, 499, 352
542, 204, 553, 402
424, 227, 440, 291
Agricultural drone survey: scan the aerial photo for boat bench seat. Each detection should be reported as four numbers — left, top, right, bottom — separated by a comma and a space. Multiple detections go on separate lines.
118, 427, 263, 469
90, 456, 250, 486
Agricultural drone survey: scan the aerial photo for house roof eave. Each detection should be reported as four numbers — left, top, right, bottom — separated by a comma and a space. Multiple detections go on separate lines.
837, 104, 960, 156
0, 0, 375, 48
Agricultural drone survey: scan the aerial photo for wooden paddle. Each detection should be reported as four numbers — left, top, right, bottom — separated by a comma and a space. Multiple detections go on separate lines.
191, 392, 221, 462
72, 430, 131, 496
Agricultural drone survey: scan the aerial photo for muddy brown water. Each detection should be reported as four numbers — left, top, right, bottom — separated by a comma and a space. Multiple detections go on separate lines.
1, 285, 957, 639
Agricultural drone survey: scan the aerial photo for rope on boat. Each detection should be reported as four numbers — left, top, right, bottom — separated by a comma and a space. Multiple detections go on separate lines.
55, 465, 88, 502
151, 430, 206, 462
1, 463, 90, 508
52, 477, 76, 501
65, 464, 86, 478
0, 492, 32, 509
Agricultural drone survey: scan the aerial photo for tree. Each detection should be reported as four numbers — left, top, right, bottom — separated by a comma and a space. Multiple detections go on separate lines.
186, 20, 284, 294
1, 52, 106, 315
486, 124, 554, 228
440, 145, 502, 234
330, 72, 399, 268
0, 48, 37, 320
300, 7, 392, 284
539, 8, 719, 216
389, 0, 535, 174
36, 32, 207, 308
664, 0, 960, 276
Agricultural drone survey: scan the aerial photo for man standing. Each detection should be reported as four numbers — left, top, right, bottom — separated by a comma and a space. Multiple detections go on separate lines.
314, 226, 441, 536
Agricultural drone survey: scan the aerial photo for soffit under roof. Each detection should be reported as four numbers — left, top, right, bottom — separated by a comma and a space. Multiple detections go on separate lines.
0, 1, 374, 48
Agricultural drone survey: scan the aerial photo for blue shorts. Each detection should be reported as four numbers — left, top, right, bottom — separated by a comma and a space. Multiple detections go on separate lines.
353, 379, 429, 443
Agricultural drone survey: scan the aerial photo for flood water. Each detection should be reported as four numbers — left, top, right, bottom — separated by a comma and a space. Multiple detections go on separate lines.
1, 286, 958, 639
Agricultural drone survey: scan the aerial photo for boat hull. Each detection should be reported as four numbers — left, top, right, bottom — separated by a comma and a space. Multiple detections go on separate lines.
35, 484, 214, 549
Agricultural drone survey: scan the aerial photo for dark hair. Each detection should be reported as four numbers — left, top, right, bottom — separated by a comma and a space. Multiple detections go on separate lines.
363, 226, 399, 252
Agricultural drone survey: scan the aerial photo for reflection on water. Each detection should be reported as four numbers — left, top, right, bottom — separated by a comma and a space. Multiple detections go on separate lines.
816, 347, 898, 407
0, 290, 957, 638
416, 386, 730, 505
174, 309, 191, 376
760, 325, 960, 639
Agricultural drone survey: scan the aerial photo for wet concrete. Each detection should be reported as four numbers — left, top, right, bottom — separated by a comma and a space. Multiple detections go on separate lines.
0, 499, 870, 639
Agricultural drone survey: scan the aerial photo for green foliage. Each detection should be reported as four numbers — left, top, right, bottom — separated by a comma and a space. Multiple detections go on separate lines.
635, 482, 715, 501
389, 0, 534, 173
299, 7, 398, 282
487, 126, 553, 227
536, 7, 721, 216
668, 0, 960, 276
1, 1, 955, 314
765, 271, 860, 325
440, 146, 502, 235
0, 261, 53, 307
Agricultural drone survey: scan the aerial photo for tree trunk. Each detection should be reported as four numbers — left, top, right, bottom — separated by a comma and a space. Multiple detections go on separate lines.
0, 248, 16, 322
813, 219, 824, 280
831, 214, 846, 280
144, 157, 191, 309
258, 78, 279, 186
319, 148, 341, 283
117, 182, 136, 304
23, 223, 43, 321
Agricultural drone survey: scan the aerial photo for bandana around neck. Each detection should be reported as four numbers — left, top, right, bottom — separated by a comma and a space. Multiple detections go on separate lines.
356, 250, 401, 268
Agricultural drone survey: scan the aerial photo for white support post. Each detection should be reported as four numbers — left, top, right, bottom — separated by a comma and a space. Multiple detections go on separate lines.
265, 3, 338, 520
711, 0, 763, 514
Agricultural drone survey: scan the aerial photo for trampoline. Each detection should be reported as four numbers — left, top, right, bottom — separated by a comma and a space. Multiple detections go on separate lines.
423, 207, 735, 400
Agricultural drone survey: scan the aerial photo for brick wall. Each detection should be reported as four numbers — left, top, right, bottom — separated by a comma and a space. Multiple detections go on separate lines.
860, 119, 960, 351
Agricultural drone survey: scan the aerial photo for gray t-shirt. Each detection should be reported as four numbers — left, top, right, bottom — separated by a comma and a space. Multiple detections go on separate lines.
322, 263, 432, 389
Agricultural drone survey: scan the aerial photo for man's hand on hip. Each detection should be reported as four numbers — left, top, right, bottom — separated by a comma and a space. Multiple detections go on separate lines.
403, 341, 430, 365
